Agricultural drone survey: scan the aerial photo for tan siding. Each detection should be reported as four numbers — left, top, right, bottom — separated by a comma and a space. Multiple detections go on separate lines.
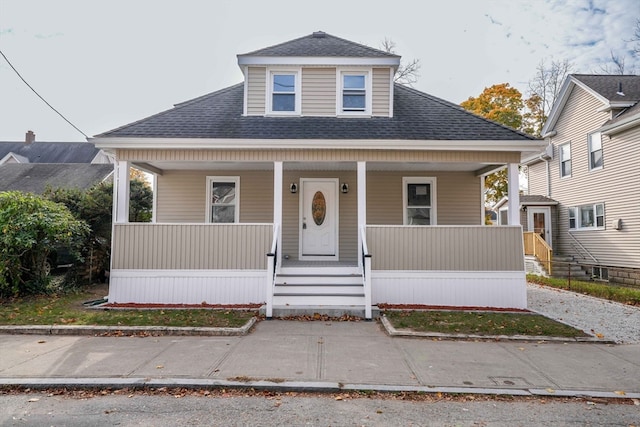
372, 68, 391, 117
120, 149, 521, 164
282, 170, 357, 262
527, 161, 548, 195
367, 226, 524, 271
544, 85, 640, 268
246, 67, 266, 115
366, 171, 481, 225
301, 68, 336, 116
112, 224, 272, 270
156, 170, 273, 223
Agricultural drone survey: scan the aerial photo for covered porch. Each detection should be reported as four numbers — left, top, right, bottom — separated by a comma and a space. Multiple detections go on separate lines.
108, 150, 527, 317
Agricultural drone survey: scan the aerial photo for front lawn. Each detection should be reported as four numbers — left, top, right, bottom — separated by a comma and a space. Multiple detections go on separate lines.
384, 310, 588, 338
0, 286, 256, 328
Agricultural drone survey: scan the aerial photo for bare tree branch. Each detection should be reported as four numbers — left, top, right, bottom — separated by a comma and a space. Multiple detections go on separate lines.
380, 37, 421, 87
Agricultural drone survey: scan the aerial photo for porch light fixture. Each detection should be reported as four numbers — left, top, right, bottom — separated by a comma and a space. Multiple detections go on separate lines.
290, 183, 298, 193
341, 183, 349, 193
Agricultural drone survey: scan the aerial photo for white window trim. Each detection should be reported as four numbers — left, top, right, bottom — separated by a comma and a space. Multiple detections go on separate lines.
588, 131, 603, 171
205, 176, 240, 223
498, 207, 509, 225
266, 68, 301, 115
568, 202, 605, 231
559, 142, 572, 178
336, 68, 372, 116
402, 177, 437, 225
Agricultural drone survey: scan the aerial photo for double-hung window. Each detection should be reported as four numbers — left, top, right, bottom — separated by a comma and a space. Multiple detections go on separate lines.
568, 203, 604, 230
206, 176, 239, 223
559, 143, 571, 178
339, 70, 371, 115
269, 71, 299, 114
403, 177, 436, 225
588, 132, 603, 170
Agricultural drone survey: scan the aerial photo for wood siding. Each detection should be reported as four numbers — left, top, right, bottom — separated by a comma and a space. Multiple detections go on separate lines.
156, 170, 273, 223
366, 171, 481, 225
366, 225, 525, 271
540, 85, 640, 268
120, 149, 521, 164
301, 68, 336, 116
282, 170, 358, 262
111, 224, 272, 270
372, 68, 391, 116
246, 66, 266, 115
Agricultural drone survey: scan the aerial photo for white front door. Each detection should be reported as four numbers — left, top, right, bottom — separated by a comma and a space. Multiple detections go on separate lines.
300, 178, 338, 260
528, 207, 552, 248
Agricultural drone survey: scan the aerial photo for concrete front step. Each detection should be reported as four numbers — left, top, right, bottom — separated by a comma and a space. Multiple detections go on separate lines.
274, 284, 364, 296
275, 274, 362, 286
272, 295, 365, 306
263, 305, 380, 319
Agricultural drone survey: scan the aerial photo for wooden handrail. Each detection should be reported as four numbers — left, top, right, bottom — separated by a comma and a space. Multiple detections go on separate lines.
523, 231, 552, 275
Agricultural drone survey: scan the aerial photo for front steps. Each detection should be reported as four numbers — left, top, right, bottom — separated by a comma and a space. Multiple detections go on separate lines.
269, 267, 376, 318
550, 255, 592, 280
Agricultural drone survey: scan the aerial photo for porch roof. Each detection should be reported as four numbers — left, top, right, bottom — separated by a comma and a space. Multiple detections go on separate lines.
94, 84, 537, 143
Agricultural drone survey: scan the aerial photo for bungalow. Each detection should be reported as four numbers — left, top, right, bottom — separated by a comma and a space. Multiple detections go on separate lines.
92, 32, 544, 318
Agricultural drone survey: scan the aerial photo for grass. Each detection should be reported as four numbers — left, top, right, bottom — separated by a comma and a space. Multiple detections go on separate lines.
527, 274, 640, 306
384, 310, 588, 338
0, 286, 256, 328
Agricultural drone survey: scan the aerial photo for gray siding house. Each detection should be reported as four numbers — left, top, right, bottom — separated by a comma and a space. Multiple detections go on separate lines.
525, 74, 640, 285
93, 32, 543, 317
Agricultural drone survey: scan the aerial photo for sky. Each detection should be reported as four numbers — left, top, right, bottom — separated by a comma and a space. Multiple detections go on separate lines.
0, 0, 638, 142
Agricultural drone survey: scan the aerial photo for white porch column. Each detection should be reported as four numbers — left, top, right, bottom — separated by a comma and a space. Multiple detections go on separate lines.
507, 163, 520, 226
357, 161, 367, 268
273, 161, 283, 267
114, 160, 130, 223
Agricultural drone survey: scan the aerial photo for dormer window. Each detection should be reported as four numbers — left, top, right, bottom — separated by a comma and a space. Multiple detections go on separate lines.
268, 70, 300, 114
338, 70, 372, 115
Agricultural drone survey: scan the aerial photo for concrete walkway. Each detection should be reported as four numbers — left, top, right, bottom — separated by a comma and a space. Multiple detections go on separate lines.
1, 320, 639, 399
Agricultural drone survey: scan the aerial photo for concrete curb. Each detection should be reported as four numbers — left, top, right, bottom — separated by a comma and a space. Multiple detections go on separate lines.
379, 315, 617, 344
0, 317, 257, 337
1, 377, 638, 400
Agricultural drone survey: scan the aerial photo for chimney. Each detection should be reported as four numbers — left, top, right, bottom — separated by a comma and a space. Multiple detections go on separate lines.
25, 130, 35, 145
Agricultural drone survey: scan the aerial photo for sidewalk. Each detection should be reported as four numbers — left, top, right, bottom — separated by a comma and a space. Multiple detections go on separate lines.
1, 320, 639, 399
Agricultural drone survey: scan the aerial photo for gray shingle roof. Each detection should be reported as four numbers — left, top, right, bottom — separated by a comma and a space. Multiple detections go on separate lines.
0, 141, 101, 163
96, 83, 535, 141
572, 74, 640, 103
0, 164, 113, 194
238, 31, 399, 58
520, 195, 558, 205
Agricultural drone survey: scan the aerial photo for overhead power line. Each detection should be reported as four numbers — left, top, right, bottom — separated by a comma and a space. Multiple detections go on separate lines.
0, 48, 89, 139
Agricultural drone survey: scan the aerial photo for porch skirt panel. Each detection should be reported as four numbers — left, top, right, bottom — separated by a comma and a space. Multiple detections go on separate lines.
107, 270, 266, 305
371, 271, 527, 309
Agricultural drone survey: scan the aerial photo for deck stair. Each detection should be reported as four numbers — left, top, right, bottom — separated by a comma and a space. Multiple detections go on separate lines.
270, 267, 377, 318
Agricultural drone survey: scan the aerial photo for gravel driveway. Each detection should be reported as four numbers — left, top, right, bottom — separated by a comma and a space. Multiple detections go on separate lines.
527, 283, 640, 344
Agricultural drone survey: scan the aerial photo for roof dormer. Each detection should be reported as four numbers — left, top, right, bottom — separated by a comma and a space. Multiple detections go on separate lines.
237, 32, 400, 118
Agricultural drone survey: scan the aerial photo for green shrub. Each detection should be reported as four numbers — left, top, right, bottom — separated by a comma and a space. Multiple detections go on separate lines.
0, 192, 89, 297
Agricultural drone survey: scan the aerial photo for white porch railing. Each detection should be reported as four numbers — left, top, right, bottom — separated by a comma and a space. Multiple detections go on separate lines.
265, 224, 279, 318
360, 225, 372, 319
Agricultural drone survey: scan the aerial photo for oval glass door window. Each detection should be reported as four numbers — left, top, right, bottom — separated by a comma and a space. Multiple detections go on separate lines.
312, 191, 326, 225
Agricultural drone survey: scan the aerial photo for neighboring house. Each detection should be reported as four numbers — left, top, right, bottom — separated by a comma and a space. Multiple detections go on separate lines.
0, 131, 113, 165
494, 195, 559, 249
0, 163, 113, 194
524, 74, 640, 286
92, 31, 543, 316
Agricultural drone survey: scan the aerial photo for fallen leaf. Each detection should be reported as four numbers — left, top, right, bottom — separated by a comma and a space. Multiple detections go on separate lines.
156, 365, 164, 369
518, 347, 525, 351
614, 390, 626, 396
545, 388, 555, 394
37, 340, 46, 344
595, 333, 604, 339
28, 398, 39, 402
335, 396, 343, 401
632, 398, 639, 406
